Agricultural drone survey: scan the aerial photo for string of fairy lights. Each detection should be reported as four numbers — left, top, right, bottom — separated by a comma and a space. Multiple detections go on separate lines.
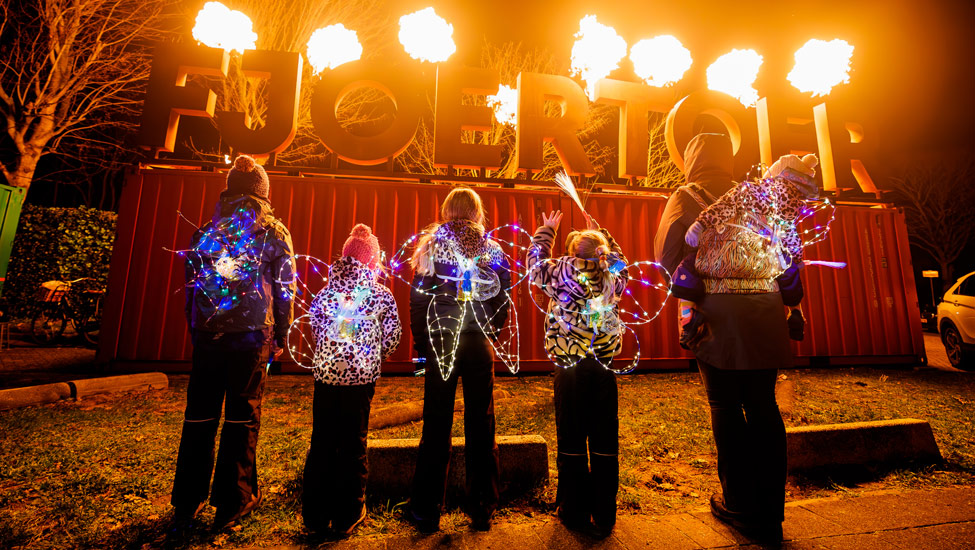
172, 167, 839, 379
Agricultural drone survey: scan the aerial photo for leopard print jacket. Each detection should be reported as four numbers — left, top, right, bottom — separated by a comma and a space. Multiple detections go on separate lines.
528, 225, 629, 366
695, 177, 807, 294
310, 257, 401, 385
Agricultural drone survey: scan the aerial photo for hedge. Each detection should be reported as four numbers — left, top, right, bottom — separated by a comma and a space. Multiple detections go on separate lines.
3, 205, 117, 316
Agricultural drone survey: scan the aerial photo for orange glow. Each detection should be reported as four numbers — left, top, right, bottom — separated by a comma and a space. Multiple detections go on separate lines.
788, 39, 854, 97
630, 35, 692, 87
570, 15, 628, 101
706, 49, 763, 107
487, 84, 517, 126
306, 24, 362, 73
398, 7, 456, 63
192, 2, 257, 54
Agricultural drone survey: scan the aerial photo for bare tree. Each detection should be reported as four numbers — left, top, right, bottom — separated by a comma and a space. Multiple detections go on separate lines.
889, 158, 975, 290
638, 113, 685, 188
0, 0, 174, 191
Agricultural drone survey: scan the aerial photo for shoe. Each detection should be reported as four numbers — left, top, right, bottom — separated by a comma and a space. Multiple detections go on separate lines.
333, 503, 367, 538
470, 515, 492, 532
710, 493, 783, 542
213, 491, 262, 530
173, 501, 205, 522
590, 521, 614, 539
557, 508, 593, 535
405, 506, 440, 534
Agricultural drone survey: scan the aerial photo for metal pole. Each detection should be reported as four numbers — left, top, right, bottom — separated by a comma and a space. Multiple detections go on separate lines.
930, 278, 936, 306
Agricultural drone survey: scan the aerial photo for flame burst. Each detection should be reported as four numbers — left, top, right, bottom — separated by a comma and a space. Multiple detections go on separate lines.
306, 24, 362, 73
788, 39, 854, 97
630, 35, 693, 87
707, 49, 763, 107
192, 2, 258, 54
398, 7, 456, 63
487, 84, 517, 126
570, 15, 627, 100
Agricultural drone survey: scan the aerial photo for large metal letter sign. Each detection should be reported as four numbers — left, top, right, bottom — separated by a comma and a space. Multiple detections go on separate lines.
216, 50, 303, 155
515, 72, 595, 176
433, 65, 503, 169
665, 89, 759, 177
310, 61, 422, 165
595, 79, 672, 179
137, 44, 229, 153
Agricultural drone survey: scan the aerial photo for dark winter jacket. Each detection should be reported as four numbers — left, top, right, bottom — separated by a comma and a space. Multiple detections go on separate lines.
184, 193, 295, 348
528, 225, 629, 366
653, 133, 735, 274
309, 257, 401, 385
409, 220, 511, 359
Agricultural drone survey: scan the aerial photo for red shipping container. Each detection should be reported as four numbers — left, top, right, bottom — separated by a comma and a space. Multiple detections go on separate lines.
98, 169, 924, 372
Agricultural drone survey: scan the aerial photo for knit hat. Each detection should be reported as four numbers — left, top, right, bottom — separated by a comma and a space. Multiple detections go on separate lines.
765, 153, 819, 197
226, 155, 270, 199
342, 224, 381, 269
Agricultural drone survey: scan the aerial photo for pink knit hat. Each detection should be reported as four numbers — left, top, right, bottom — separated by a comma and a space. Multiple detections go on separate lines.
342, 224, 381, 269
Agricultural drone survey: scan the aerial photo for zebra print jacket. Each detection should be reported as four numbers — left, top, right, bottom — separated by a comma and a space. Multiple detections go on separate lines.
528, 225, 629, 366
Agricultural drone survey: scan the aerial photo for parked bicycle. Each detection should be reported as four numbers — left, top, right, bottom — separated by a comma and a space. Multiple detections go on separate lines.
31, 279, 105, 346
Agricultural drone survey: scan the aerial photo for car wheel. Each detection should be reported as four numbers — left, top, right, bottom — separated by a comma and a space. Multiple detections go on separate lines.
942, 325, 972, 370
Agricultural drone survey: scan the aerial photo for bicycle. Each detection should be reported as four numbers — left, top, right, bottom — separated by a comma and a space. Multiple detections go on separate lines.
31, 278, 105, 346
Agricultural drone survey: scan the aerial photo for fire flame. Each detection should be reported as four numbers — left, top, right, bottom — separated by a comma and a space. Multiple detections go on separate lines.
306, 24, 362, 73
706, 49, 763, 107
570, 15, 627, 100
630, 35, 692, 87
787, 39, 854, 97
192, 2, 258, 54
398, 7, 456, 63
487, 84, 517, 126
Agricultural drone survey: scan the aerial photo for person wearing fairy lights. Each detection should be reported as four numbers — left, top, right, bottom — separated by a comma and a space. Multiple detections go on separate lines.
406, 187, 510, 533
527, 210, 629, 538
173, 155, 295, 531
677, 153, 821, 345
301, 224, 401, 539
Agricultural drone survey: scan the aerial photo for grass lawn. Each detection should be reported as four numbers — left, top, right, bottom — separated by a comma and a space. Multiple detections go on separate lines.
1, 366, 973, 549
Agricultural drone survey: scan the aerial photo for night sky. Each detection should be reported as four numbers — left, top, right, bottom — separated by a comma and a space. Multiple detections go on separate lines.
388, 0, 975, 166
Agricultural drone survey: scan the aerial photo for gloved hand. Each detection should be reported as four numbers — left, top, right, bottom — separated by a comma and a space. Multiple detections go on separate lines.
679, 306, 709, 350
787, 308, 805, 341
685, 221, 704, 248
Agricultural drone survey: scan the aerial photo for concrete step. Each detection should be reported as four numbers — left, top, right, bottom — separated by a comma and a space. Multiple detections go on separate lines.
366, 435, 548, 496
787, 418, 941, 471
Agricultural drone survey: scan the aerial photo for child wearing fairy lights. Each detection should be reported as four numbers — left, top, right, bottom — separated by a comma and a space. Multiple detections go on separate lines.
407, 187, 510, 533
528, 210, 629, 539
301, 224, 401, 538
674, 153, 820, 348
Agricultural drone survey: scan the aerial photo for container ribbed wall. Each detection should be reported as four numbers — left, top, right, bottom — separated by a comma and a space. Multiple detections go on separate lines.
98, 170, 923, 372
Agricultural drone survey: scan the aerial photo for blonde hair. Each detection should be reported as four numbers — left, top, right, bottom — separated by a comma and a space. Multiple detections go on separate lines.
440, 187, 486, 227
566, 230, 610, 262
410, 187, 487, 276
566, 229, 619, 300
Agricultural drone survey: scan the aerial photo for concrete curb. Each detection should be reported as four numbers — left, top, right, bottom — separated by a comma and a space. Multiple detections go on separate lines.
0, 372, 169, 410
787, 418, 941, 471
366, 435, 548, 496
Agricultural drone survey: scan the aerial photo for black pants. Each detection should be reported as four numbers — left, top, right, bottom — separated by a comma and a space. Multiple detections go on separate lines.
302, 381, 376, 532
698, 361, 787, 523
410, 333, 499, 522
553, 357, 619, 529
172, 341, 268, 514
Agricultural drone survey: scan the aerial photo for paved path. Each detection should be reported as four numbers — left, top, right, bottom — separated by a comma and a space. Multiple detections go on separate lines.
252, 486, 974, 549
0, 335, 96, 389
